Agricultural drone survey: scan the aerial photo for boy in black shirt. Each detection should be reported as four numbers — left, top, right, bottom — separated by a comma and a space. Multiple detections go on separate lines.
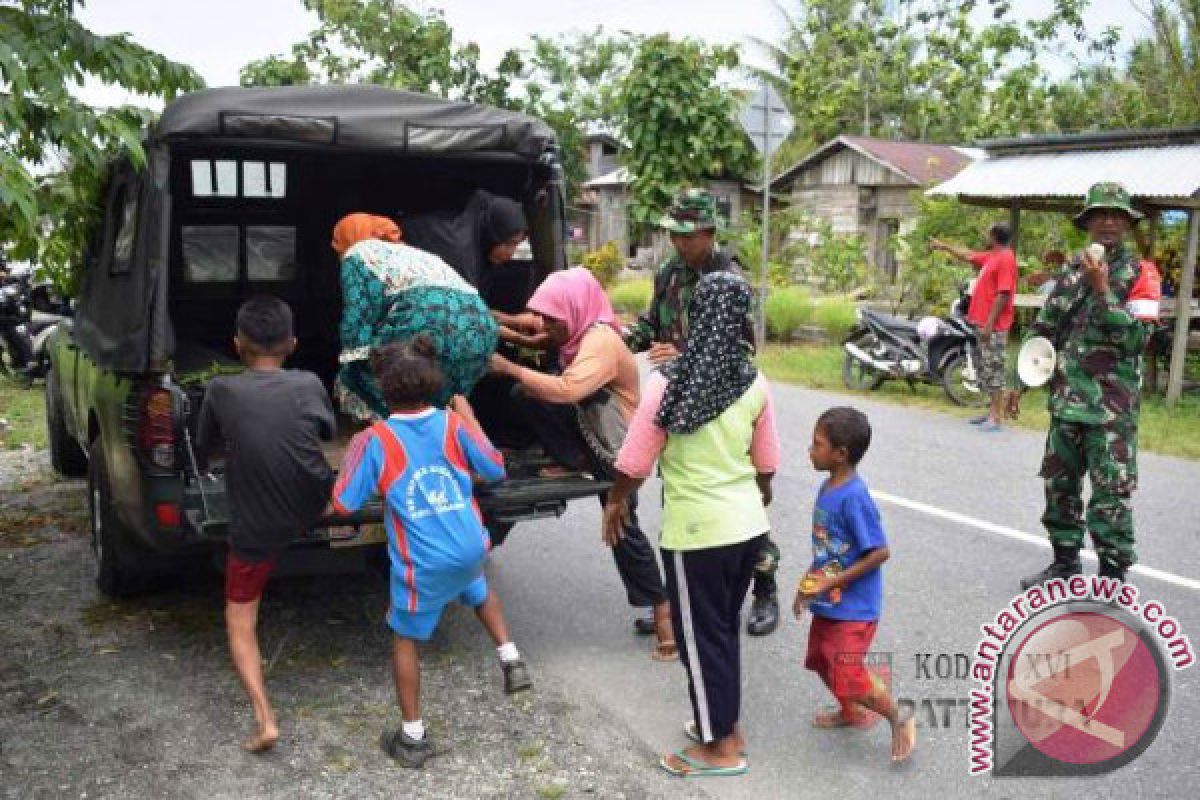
196, 295, 336, 752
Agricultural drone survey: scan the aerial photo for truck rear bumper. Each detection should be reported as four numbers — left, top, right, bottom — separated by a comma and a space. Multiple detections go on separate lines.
180, 474, 610, 547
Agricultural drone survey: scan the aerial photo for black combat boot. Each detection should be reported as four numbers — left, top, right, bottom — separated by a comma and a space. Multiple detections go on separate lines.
1020, 545, 1082, 590
747, 593, 780, 636
1098, 561, 1128, 584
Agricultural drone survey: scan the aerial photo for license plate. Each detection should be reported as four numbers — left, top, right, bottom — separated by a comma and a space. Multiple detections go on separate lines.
328, 523, 387, 548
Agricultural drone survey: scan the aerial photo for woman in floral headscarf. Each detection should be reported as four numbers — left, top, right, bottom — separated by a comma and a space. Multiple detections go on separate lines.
490, 267, 674, 661
332, 212, 498, 419
604, 271, 779, 778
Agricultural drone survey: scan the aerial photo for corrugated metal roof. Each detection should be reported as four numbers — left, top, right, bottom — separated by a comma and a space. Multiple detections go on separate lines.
929, 145, 1200, 206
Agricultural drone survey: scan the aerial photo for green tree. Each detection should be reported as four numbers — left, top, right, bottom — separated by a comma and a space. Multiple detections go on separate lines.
0, 0, 203, 289
239, 0, 520, 107
617, 35, 757, 237
508, 29, 635, 195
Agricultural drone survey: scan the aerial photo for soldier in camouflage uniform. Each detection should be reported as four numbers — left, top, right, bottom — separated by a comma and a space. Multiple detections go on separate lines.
1011, 183, 1148, 588
625, 188, 783, 636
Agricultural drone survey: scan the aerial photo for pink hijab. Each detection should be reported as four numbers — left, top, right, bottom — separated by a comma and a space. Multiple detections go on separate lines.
527, 267, 620, 367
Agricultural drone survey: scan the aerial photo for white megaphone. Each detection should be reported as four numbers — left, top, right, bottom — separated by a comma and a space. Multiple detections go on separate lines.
1017, 336, 1057, 388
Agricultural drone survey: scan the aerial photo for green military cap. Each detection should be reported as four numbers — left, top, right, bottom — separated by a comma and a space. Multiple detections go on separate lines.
1074, 181, 1144, 230
659, 188, 721, 234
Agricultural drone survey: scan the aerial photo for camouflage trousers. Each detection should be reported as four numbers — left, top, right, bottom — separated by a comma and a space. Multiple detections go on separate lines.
1039, 417, 1138, 570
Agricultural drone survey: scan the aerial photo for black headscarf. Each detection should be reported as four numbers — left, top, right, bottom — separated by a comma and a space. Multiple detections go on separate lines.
480, 194, 528, 251
655, 272, 758, 435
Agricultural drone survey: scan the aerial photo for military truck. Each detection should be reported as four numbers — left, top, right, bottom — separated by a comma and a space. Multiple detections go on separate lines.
46, 85, 604, 595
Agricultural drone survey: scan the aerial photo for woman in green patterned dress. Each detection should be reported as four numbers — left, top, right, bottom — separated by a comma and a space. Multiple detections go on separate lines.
332, 213, 498, 420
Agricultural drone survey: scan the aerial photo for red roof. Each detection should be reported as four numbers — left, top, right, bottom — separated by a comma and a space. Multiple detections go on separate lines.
776, 135, 977, 188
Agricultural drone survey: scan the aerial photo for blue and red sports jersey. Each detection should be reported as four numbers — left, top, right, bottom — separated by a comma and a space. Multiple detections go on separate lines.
332, 409, 506, 613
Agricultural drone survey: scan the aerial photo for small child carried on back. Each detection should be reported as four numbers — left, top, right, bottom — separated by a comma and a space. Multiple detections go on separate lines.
331, 336, 532, 768
194, 295, 337, 753
794, 406, 917, 763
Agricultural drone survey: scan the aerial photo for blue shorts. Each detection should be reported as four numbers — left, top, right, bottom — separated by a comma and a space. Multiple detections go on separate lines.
388, 574, 489, 641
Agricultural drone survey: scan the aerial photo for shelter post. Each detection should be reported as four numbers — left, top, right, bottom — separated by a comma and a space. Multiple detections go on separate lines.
1166, 209, 1199, 405
1008, 205, 1021, 252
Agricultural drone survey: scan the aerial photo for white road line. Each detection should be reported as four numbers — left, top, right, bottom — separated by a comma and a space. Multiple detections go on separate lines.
871, 489, 1200, 593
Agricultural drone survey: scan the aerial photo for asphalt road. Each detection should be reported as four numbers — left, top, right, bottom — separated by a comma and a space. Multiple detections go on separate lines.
484, 376, 1200, 799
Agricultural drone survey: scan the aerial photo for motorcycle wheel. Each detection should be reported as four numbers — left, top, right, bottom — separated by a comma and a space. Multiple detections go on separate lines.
842, 334, 886, 391
942, 351, 989, 408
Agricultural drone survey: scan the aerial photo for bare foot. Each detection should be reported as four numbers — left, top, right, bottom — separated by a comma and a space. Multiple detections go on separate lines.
812, 707, 859, 728
891, 708, 917, 763
242, 722, 279, 753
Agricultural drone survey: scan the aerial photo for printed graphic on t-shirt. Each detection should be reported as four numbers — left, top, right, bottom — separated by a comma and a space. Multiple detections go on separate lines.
405, 465, 467, 519
809, 511, 850, 605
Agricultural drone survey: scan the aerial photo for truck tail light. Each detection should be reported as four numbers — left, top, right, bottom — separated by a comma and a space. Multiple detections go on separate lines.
155, 503, 182, 529
138, 387, 177, 470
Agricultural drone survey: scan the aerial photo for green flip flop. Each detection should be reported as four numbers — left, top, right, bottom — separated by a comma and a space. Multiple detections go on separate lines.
659, 750, 748, 778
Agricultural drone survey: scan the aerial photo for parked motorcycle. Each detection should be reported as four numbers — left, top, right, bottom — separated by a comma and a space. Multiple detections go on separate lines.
841, 291, 987, 407
0, 267, 70, 383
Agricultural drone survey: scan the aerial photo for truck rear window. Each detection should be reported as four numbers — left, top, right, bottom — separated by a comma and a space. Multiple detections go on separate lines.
190, 159, 286, 199
181, 224, 297, 283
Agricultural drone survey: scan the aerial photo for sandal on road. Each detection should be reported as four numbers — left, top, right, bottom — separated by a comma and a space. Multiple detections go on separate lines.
651, 640, 679, 662
659, 750, 748, 778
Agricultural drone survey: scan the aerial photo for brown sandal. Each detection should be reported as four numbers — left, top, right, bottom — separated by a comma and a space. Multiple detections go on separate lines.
652, 640, 679, 662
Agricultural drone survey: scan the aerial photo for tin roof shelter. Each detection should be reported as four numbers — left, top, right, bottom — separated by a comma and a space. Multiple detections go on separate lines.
929, 126, 1200, 405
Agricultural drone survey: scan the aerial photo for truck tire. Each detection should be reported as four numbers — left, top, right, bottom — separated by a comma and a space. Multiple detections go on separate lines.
45, 369, 87, 477
88, 448, 151, 596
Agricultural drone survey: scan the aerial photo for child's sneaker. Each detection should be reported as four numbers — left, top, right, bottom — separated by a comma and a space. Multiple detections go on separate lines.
502, 660, 533, 694
380, 728, 432, 768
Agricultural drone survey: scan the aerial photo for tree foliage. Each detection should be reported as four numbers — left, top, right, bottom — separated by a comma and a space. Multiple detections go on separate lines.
617, 35, 757, 237
0, 0, 203, 288
239, 0, 520, 107
506, 29, 635, 195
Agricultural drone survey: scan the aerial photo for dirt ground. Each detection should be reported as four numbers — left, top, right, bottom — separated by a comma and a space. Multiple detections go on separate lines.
0, 458, 701, 800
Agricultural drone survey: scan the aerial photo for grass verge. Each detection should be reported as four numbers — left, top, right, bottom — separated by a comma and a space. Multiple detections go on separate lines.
758, 344, 1200, 461
0, 379, 47, 450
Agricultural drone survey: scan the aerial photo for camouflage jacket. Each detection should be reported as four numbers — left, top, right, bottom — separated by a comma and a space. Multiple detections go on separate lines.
1028, 243, 1147, 425
625, 249, 746, 352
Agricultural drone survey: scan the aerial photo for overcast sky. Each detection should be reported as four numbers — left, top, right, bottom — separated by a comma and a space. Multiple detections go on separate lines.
76, 0, 1148, 107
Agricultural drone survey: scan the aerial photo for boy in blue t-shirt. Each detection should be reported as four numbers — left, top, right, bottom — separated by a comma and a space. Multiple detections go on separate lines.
794, 407, 916, 763
331, 337, 532, 768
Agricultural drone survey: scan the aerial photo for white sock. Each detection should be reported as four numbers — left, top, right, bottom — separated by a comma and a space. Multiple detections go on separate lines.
402, 719, 425, 741
496, 642, 520, 664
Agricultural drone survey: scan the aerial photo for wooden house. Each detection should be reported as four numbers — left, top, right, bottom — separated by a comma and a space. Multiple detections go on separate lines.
773, 135, 978, 278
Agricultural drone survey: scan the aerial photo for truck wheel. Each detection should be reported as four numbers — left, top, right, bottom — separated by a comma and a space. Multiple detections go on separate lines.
88, 449, 150, 596
45, 369, 87, 477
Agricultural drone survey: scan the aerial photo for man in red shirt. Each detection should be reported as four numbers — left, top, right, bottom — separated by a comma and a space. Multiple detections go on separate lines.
931, 223, 1018, 430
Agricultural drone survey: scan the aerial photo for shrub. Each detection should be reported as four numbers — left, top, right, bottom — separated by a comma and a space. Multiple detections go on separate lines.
582, 241, 624, 287
764, 286, 814, 340
608, 279, 654, 315
813, 297, 858, 340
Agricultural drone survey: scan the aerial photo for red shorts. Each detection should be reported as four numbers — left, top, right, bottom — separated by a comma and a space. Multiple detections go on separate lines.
225, 552, 278, 604
805, 616, 883, 701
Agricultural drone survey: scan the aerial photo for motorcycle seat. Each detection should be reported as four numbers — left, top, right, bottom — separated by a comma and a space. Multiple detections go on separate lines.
863, 310, 919, 336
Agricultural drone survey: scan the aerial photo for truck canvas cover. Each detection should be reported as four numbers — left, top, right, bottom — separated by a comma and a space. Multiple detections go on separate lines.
74, 85, 559, 372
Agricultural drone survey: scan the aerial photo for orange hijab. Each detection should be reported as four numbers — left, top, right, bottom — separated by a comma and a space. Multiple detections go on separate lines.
331, 213, 402, 258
